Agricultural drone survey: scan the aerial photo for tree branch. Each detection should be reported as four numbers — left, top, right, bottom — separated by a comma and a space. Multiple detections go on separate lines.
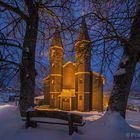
0, 1, 28, 21
0, 41, 22, 49
0, 58, 20, 67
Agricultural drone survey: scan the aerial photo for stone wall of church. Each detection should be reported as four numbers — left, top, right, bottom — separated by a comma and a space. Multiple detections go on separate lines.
50, 76, 62, 108
91, 72, 103, 111
43, 76, 50, 105
62, 62, 76, 89
76, 73, 91, 111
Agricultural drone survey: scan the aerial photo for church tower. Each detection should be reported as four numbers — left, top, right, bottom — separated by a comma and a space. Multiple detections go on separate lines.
49, 29, 64, 108
75, 17, 91, 111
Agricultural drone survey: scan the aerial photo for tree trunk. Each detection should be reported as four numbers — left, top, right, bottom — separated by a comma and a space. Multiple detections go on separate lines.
19, 8, 38, 116
108, 51, 137, 118
108, 1, 140, 118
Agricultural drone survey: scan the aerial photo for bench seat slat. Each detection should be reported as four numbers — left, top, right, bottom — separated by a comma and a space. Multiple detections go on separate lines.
27, 110, 83, 124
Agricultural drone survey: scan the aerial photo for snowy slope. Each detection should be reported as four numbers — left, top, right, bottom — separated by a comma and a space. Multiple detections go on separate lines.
0, 104, 140, 140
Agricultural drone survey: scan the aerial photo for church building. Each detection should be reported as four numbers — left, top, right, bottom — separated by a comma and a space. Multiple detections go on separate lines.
43, 17, 105, 112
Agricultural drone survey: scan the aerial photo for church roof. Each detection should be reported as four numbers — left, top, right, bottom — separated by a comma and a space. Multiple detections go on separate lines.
51, 29, 63, 48
76, 16, 90, 41
43, 75, 50, 81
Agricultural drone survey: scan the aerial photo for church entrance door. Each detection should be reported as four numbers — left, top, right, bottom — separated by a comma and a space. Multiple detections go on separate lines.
62, 98, 70, 111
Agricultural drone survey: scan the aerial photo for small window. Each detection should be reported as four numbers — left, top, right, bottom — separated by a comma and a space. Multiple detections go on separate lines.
51, 80, 54, 84
79, 96, 82, 100
52, 63, 55, 67
79, 79, 83, 84
65, 98, 69, 102
62, 98, 69, 102
51, 50, 55, 57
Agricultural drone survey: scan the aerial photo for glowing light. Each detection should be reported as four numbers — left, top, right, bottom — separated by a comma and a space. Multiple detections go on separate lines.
75, 72, 90, 75
50, 45, 64, 51
75, 40, 91, 46
43, 75, 50, 81
59, 89, 75, 97
50, 74, 62, 77
63, 61, 76, 67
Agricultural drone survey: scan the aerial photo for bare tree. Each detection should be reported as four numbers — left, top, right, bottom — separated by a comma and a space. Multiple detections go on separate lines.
108, 0, 140, 118
0, 31, 21, 87
0, 0, 79, 116
88, 0, 140, 118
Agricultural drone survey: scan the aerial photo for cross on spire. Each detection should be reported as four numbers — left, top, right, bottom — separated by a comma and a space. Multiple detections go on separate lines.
82, 0, 86, 16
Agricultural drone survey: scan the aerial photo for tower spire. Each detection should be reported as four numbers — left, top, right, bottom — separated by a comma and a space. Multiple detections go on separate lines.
76, 0, 90, 41
51, 28, 63, 48
49, 28, 64, 109
76, 17, 90, 41
82, 0, 86, 16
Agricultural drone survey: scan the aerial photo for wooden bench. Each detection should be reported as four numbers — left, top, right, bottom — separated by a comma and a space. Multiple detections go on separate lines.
22, 109, 86, 135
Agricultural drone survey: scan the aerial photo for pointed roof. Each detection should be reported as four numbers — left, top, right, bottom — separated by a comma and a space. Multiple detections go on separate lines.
51, 29, 63, 47
76, 16, 90, 41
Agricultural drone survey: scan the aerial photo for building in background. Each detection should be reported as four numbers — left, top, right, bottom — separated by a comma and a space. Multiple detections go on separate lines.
43, 17, 105, 112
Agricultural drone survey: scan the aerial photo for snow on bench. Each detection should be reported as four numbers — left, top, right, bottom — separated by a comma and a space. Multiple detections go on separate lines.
22, 109, 86, 135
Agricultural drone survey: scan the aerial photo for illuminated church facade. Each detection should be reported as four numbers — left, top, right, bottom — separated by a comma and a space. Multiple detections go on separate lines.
43, 17, 105, 112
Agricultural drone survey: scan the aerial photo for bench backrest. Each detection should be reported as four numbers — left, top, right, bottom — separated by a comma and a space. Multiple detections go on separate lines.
27, 110, 83, 124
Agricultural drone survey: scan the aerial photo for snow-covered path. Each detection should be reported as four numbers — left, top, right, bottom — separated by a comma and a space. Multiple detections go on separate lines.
0, 104, 140, 140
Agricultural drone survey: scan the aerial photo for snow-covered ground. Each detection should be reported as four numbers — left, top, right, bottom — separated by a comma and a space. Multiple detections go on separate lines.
127, 97, 140, 111
0, 103, 140, 140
